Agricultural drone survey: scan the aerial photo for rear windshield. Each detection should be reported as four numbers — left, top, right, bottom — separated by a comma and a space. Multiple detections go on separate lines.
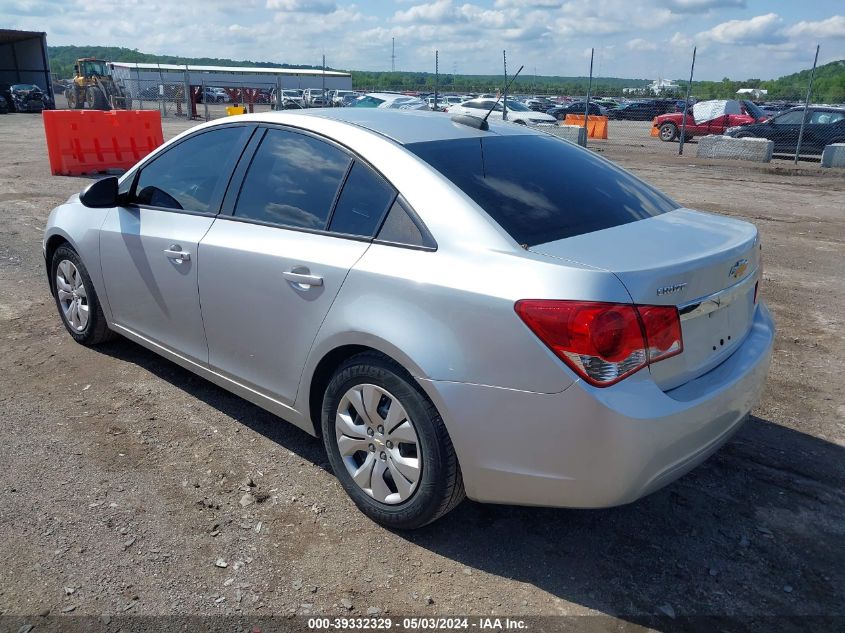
405, 134, 678, 246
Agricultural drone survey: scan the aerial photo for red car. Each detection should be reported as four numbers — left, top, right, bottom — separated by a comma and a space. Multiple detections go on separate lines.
653, 99, 768, 142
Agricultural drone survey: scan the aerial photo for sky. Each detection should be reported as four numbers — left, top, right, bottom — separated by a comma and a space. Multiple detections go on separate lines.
3, 0, 844, 80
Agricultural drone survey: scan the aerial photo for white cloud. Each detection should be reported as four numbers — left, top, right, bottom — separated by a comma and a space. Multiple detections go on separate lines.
493, 0, 562, 7
627, 38, 658, 51
3, 0, 843, 81
697, 12, 785, 45
265, 0, 337, 13
394, 0, 458, 24
660, 0, 745, 14
783, 15, 845, 40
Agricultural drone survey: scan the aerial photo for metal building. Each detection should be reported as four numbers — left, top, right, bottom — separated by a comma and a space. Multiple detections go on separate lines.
109, 61, 353, 100
0, 29, 53, 101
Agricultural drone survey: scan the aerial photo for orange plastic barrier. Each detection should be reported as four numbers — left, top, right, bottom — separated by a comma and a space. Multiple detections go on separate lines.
650, 117, 660, 137
43, 110, 164, 176
563, 114, 609, 139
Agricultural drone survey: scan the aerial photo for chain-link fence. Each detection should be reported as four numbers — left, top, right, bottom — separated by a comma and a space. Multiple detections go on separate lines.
353, 43, 842, 166
54, 67, 344, 121
52, 45, 843, 165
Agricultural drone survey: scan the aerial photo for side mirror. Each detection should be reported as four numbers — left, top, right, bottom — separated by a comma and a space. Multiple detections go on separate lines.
80, 176, 119, 208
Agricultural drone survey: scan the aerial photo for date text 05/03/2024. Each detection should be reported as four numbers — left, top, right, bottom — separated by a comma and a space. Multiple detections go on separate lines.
306, 617, 528, 630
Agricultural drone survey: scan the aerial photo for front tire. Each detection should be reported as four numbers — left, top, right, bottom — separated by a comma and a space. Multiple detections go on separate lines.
659, 122, 678, 142
322, 353, 464, 529
51, 245, 114, 345
87, 87, 107, 110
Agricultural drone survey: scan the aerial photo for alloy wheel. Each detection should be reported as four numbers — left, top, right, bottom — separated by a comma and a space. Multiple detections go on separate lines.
335, 384, 422, 505
56, 259, 89, 332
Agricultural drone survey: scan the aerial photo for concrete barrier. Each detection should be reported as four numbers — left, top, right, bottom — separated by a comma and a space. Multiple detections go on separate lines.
544, 125, 586, 147
821, 143, 845, 169
696, 135, 774, 163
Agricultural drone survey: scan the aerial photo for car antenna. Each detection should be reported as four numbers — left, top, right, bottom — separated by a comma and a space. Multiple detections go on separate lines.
451, 64, 524, 131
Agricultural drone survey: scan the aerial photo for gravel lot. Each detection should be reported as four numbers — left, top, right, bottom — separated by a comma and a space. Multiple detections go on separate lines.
0, 111, 843, 632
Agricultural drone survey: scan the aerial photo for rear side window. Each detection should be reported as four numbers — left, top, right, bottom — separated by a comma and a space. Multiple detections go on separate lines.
329, 162, 395, 237
134, 126, 248, 212
376, 197, 436, 249
406, 135, 678, 246
234, 129, 351, 229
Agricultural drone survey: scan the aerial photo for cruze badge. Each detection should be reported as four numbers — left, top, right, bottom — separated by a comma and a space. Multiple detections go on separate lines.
729, 259, 749, 280
657, 282, 687, 296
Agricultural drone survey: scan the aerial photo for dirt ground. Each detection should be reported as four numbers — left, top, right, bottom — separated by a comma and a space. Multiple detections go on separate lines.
0, 112, 843, 633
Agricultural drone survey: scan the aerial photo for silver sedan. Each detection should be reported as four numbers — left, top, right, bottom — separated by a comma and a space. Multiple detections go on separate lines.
43, 109, 774, 528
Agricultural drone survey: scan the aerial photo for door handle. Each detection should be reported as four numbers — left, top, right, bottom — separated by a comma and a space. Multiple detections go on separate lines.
164, 246, 190, 262
282, 270, 323, 287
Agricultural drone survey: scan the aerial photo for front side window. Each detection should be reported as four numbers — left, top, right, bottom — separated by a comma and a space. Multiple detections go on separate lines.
133, 126, 248, 213
407, 134, 678, 247
234, 129, 351, 229
329, 162, 395, 237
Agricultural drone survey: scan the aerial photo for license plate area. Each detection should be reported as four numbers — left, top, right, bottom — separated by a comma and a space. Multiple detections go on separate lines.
651, 270, 757, 390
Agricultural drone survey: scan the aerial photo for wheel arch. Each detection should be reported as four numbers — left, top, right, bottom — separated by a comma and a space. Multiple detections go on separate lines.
44, 231, 76, 294
300, 336, 433, 438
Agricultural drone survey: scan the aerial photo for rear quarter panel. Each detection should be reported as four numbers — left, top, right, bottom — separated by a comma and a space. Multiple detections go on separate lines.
300, 242, 635, 402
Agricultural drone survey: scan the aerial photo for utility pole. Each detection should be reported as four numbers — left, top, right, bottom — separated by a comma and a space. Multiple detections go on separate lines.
584, 47, 594, 148
434, 50, 439, 111
795, 44, 820, 164
502, 50, 508, 121
391, 38, 395, 73
322, 54, 326, 108
678, 46, 696, 156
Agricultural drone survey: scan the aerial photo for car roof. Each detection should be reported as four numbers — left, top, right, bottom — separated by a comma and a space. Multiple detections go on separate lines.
781, 106, 845, 114
243, 108, 542, 145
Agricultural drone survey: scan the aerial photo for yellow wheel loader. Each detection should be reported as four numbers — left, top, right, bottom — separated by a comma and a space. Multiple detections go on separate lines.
65, 58, 129, 110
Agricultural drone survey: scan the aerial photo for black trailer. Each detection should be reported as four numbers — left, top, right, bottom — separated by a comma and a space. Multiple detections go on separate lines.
0, 29, 53, 107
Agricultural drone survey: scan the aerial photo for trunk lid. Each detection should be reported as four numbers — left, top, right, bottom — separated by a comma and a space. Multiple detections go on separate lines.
530, 209, 761, 390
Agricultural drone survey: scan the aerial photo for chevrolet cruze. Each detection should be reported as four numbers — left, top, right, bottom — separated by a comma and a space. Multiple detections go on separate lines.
43, 109, 774, 528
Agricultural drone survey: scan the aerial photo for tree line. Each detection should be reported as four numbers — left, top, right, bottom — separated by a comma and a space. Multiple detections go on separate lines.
48, 46, 844, 103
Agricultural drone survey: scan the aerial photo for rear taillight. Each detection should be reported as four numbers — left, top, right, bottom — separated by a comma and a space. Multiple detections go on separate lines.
515, 300, 683, 387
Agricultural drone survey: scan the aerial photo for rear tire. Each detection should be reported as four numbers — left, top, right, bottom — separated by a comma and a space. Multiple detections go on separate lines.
67, 88, 83, 109
659, 123, 678, 142
322, 352, 464, 529
51, 245, 114, 346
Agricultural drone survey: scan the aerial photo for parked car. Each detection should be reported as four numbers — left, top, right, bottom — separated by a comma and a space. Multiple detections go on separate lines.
43, 109, 773, 529
304, 89, 327, 106
426, 96, 448, 111
547, 102, 604, 120
652, 99, 767, 142
332, 90, 357, 106
271, 89, 305, 108
523, 97, 554, 112
0, 83, 48, 112
352, 93, 428, 110
449, 98, 556, 126
0, 95, 8, 114
198, 87, 229, 104
723, 106, 845, 155
340, 93, 360, 107
607, 101, 668, 120
759, 102, 796, 116
594, 97, 619, 108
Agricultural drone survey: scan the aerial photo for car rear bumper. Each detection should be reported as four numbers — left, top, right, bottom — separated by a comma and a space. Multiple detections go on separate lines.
420, 302, 774, 508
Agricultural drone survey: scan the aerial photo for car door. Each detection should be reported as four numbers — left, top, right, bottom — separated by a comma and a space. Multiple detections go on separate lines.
198, 126, 397, 405
768, 109, 805, 153
99, 124, 253, 363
